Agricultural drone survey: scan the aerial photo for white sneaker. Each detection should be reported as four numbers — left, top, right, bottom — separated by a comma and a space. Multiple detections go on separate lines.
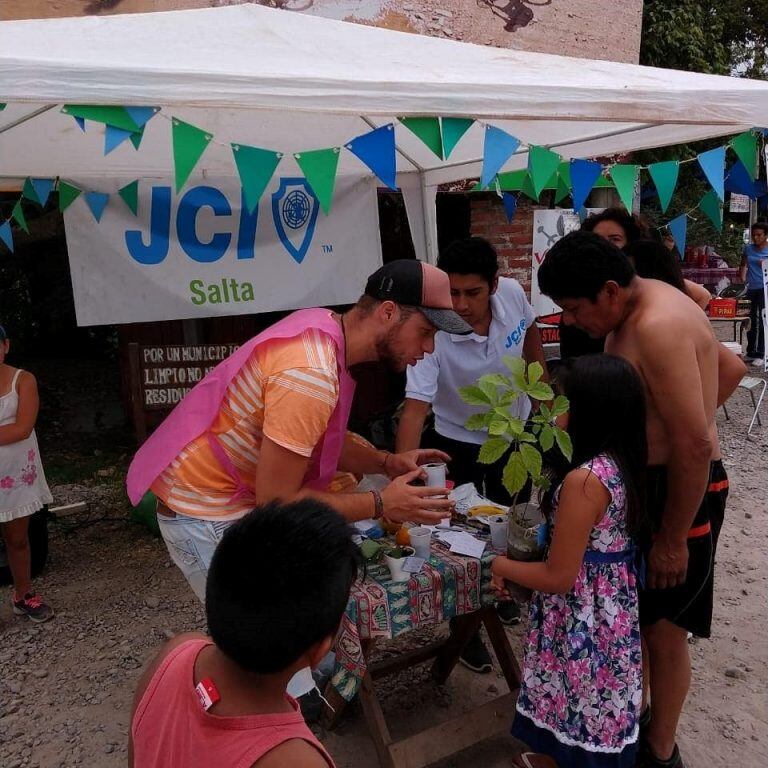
751, 359, 765, 368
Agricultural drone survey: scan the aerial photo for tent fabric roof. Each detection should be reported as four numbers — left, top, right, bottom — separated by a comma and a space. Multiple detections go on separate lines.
1, 3, 768, 186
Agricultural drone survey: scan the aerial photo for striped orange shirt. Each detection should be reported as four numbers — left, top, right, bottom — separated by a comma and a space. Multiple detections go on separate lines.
151, 328, 340, 520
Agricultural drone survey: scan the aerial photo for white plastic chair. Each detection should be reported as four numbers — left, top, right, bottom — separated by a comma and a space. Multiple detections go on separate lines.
722, 376, 767, 435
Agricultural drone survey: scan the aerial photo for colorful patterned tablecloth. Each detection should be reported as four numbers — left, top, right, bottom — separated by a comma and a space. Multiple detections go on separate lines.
680, 266, 739, 286
331, 536, 499, 701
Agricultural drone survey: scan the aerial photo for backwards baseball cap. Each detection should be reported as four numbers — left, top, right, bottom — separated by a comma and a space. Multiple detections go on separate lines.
364, 260, 472, 335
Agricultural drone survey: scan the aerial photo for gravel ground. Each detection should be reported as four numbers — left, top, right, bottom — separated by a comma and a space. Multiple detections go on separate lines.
1, 369, 766, 768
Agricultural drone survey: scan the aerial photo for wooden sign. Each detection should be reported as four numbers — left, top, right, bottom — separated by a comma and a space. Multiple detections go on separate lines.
128, 342, 239, 440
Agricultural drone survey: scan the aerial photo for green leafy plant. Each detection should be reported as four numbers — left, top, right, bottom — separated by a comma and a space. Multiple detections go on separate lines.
458, 357, 573, 516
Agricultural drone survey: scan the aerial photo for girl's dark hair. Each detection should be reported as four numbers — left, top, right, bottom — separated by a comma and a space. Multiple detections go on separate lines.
0, 324, 6, 342
581, 207, 649, 245
625, 239, 686, 294
543, 354, 648, 538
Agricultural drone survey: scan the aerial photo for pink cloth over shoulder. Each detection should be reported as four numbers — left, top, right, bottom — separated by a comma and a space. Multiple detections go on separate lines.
131, 638, 335, 768
126, 308, 354, 505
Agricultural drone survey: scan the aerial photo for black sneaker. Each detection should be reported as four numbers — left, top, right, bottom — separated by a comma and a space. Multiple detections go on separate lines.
459, 631, 493, 673
497, 600, 521, 626
12, 591, 54, 623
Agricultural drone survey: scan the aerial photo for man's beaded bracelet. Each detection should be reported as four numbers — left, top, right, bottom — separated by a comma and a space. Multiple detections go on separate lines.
370, 489, 385, 519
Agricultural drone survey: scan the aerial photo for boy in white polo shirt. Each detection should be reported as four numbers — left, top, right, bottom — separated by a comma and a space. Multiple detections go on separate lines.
396, 237, 547, 672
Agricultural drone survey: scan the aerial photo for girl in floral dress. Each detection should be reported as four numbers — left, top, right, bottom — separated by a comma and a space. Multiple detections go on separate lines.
0, 324, 54, 622
492, 355, 647, 767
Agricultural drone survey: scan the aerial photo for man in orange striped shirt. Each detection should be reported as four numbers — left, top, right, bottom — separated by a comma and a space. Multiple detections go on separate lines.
142, 260, 472, 602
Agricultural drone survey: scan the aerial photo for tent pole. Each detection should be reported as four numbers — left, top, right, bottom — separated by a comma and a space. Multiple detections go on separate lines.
420, 173, 438, 265
0, 104, 57, 135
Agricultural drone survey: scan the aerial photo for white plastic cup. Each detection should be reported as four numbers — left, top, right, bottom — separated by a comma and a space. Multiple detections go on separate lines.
385, 546, 415, 582
424, 462, 447, 489
488, 515, 508, 551
409, 527, 432, 559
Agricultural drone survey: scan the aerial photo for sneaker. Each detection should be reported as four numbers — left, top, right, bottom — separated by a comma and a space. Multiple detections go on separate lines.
752, 358, 765, 368
12, 592, 54, 623
459, 631, 493, 673
496, 600, 522, 626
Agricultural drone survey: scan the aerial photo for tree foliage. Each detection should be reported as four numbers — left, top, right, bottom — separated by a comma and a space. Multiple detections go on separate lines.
641, 1, 768, 78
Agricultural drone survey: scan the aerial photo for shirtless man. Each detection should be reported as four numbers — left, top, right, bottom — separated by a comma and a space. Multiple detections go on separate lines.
538, 231, 744, 768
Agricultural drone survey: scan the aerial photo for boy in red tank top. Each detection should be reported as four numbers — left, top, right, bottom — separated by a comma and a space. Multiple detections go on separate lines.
129, 499, 361, 768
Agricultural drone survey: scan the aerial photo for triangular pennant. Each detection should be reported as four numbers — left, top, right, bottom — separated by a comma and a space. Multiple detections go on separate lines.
346, 124, 397, 189
441, 117, 474, 159
0, 104, 5, 112
730, 131, 757, 180
31, 178, 54, 208
231, 144, 283, 213
61, 105, 140, 132
502, 192, 517, 223
11, 201, 28, 234
570, 159, 603, 212
555, 173, 571, 205
294, 147, 340, 215
124, 107, 158, 129
699, 189, 723, 232
647, 160, 679, 213
74, 116, 86, 132
22, 178, 38, 204
130, 125, 145, 151
668, 214, 687, 259
726, 160, 758, 198
58, 182, 82, 213
521, 172, 540, 202
104, 125, 134, 155
609, 164, 640, 211
84, 192, 110, 223
118, 181, 139, 216
399, 117, 443, 159
697, 146, 726, 201
528, 146, 561, 198
172, 118, 212, 192
0, 221, 13, 253
480, 125, 520, 189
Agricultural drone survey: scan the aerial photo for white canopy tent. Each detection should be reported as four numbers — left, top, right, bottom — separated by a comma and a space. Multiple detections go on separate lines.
2, 2, 768, 264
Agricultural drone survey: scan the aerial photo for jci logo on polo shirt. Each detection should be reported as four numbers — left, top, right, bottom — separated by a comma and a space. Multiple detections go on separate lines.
505, 319, 527, 349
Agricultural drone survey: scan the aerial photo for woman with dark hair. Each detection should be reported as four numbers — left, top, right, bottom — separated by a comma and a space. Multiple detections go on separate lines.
558, 208, 648, 359
492, 354, 647, 768
627, 239, 711, 310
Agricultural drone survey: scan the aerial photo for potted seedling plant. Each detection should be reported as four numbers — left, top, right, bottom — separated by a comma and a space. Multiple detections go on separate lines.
458, 357, 572, 562
383, 545, 415, 582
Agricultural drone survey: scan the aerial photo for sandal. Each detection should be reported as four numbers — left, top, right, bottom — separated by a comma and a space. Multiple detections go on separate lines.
639, 742, 685, 768
512, 753, 559, 768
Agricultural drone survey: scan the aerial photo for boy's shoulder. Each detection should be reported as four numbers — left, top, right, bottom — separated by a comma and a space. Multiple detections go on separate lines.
253, 737, 331, 768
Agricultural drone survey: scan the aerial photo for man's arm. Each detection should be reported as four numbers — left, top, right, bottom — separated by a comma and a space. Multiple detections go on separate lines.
739, 249, 748, 283
717, 343, 747, 406
253, 437, 452, 524
638, 322, 714, 589
684, 279, 711, 311
395, 398, 431, 453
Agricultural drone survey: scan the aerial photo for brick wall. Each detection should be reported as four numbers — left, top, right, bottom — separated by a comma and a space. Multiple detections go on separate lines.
469, 194, 545, 297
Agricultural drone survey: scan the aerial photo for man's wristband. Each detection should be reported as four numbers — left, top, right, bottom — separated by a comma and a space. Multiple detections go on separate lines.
378, 450, 392, 473
370, 489, 385, 520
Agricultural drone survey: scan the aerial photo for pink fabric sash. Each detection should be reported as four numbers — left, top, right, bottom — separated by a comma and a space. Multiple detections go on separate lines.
126, 308, 355, 506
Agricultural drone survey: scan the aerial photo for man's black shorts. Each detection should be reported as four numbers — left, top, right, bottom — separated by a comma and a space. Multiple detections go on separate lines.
639, 460, 728, 638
